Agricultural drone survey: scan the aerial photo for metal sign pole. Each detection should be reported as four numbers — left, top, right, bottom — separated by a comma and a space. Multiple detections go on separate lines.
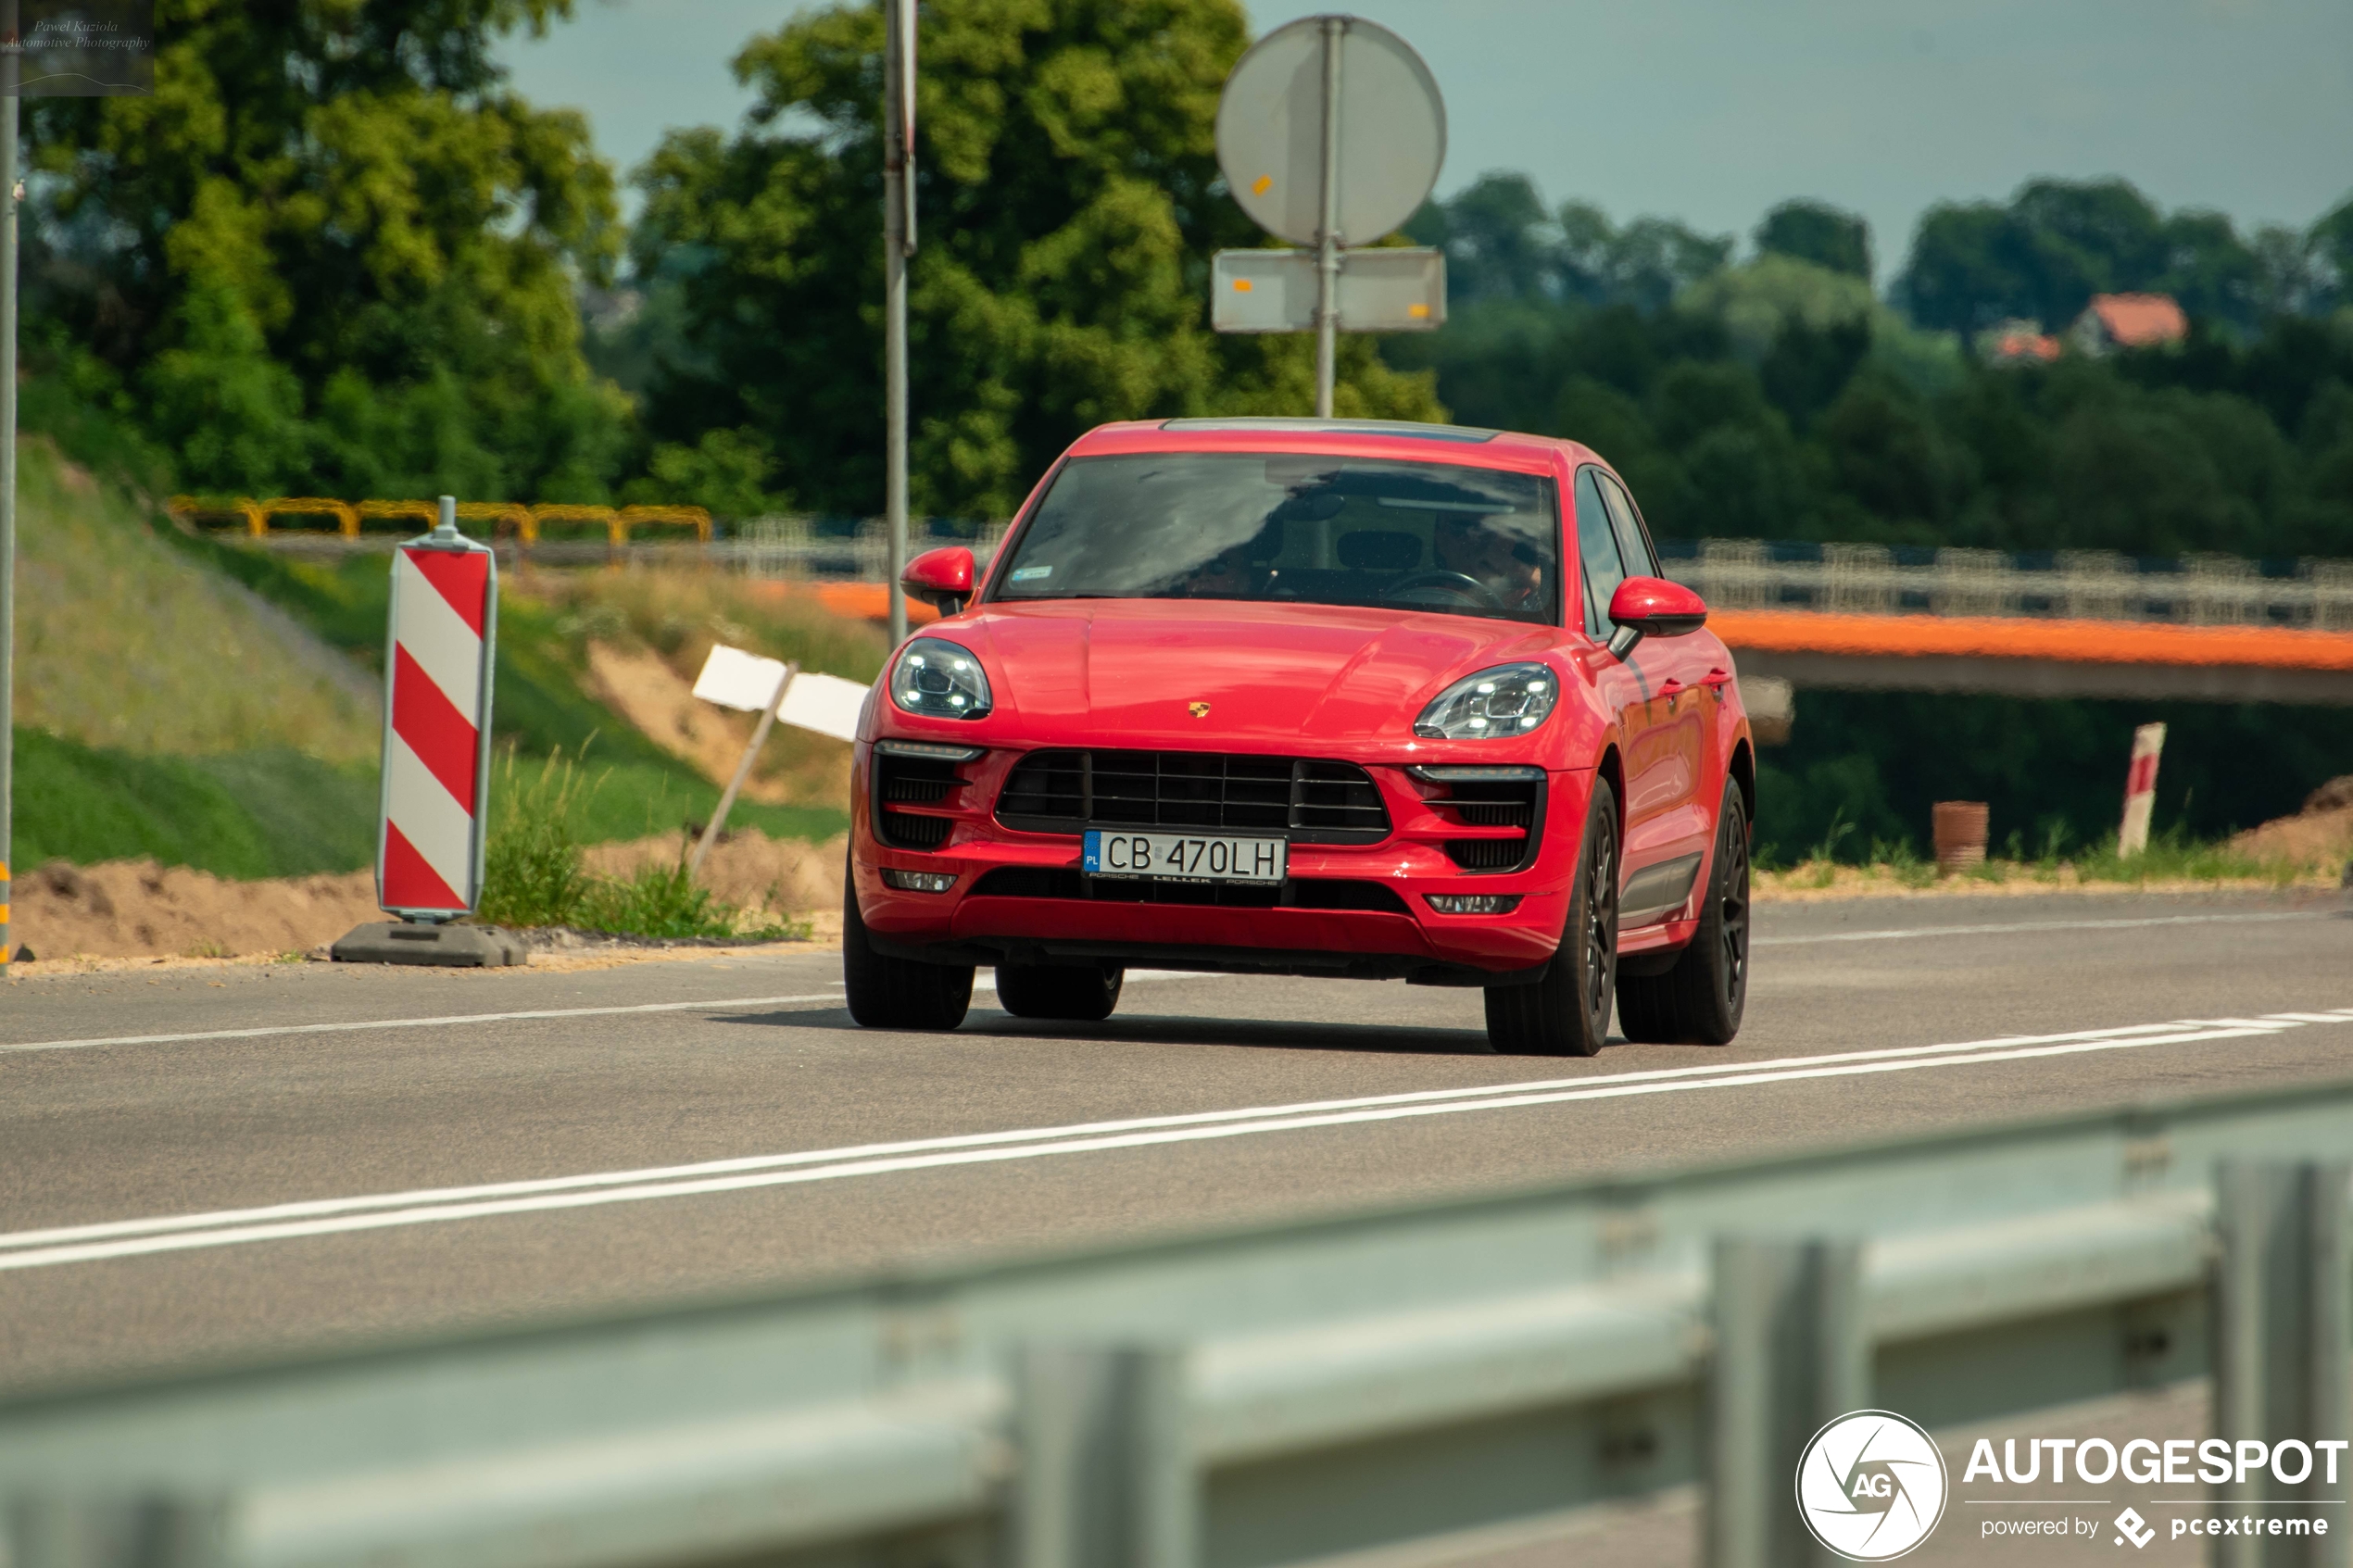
881, 0, 912, 647
0, 21, 18, 978
1312, 16, 1344, 420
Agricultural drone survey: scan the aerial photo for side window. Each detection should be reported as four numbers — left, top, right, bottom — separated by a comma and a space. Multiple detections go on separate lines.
1596, 472, 1659, 580
1573, 467, 1626, 636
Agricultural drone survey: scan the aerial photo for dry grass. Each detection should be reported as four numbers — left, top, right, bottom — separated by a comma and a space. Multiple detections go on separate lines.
13, 439, 380, 761
516, 566, 886, 809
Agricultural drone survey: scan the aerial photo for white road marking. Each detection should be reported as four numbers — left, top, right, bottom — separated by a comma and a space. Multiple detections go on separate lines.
0, 972, 1205, 1056
0, 996, 847, 1057
1753, 910, 2333, 947
6, 1010, 2348, 1273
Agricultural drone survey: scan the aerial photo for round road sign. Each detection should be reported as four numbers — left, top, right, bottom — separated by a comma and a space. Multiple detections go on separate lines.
1214, 15, 1446, 249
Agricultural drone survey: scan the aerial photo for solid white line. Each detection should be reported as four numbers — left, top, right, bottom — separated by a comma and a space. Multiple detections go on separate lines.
0, 995, 848, 1057
5, 1016, 2338, 1273
1753, 910, 2331, 947
0, 971, 1217, 1056
0, 1018, 2242, 1253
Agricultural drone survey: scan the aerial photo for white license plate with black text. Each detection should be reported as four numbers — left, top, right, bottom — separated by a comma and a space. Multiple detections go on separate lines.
1082, 830, 1287, 884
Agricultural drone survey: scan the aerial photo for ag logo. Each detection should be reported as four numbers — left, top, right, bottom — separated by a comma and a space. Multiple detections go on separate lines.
1795, 1410, 1948, 1561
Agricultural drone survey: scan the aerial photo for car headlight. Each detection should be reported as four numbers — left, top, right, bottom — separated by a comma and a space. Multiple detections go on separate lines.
890, 637, 992, 720
1413, 663, 1557, 740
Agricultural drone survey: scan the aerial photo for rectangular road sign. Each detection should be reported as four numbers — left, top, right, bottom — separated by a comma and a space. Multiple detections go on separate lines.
1212, 246, 1446, 333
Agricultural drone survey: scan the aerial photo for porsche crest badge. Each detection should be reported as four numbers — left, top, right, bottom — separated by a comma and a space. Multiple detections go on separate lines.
1189, 701, 1212, 718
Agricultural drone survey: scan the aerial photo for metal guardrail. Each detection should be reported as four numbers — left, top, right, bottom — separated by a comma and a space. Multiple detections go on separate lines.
167, 498, 713, 550
202, 511, 2353, 634
4, 1059, 2352, 1568
1655, 539, 2353, 631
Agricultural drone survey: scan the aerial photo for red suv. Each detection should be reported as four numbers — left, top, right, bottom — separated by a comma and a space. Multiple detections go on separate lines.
844, 418, 1755, 1055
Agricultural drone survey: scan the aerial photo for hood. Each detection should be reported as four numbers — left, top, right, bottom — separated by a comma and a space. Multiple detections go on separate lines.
958, 599, 1554, 742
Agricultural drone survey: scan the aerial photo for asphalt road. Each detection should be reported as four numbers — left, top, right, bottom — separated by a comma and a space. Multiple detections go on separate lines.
4, 886, 2351, 1395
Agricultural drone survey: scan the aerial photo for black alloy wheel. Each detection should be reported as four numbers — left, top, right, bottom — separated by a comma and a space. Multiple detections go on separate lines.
1485, 777, 1618, 1057
842, 861, 975, 1031
1617, 780, 1750, 1046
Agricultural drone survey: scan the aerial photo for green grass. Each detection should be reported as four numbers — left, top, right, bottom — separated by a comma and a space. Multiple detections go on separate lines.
480, 751, 799, 938
0, 404, 848, 877
11, 728, 842, 882
1755, 821, 2331, 895
11, 439, 379, 763
13, 729, 377, 877
175, 540, 851, 844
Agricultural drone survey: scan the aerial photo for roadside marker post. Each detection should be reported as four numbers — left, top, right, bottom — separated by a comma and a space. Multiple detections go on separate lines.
881, 0, 915, 649
0, 16, 154, 974
331, 497, 522, 967
2118, 721, 2167, 858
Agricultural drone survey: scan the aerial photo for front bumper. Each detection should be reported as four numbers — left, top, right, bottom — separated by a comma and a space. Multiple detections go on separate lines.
851, 743, 1596, 985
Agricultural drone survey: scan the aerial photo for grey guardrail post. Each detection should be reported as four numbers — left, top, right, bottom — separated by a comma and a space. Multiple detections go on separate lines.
2213, 1160, 2352, 1568
1706, 1237, 1869, 1568
6, 1498, 230, 1568
1015, 1345, 1197, 1568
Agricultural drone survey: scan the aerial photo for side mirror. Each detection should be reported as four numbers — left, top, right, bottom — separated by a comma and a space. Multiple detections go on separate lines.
902, 546, 975, 614
1604, 576, 1707, 660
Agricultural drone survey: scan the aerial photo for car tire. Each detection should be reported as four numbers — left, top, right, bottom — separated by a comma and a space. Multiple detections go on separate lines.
1485, 777, 1618, 1057
843, 868, 974, 1031
1616, 780, 1750, 1046
995, 962, 1124, 1022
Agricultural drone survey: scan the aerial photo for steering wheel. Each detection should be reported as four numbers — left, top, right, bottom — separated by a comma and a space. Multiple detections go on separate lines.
1380, 570, 1505, 612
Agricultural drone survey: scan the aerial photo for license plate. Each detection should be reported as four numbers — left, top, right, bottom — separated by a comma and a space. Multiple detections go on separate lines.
1083, 830, 1287, 884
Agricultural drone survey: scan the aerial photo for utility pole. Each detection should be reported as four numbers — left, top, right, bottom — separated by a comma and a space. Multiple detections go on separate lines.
1312, 15, 1344, 419
0, 4, 19, 978
881, 0, 913, 647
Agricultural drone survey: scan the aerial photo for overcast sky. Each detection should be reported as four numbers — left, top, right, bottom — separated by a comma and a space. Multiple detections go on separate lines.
497, 0, 2353, 281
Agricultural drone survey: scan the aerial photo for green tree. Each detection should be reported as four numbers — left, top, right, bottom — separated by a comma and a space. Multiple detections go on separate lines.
1407, 171, 1552, 302
28, 0, 626, 498
632, 0, 1441, 521
1755, 199, 1871, 280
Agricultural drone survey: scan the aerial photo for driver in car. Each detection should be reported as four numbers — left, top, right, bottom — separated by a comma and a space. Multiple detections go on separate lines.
1176, 538, 1266, 599
1433, 515, 1544, 611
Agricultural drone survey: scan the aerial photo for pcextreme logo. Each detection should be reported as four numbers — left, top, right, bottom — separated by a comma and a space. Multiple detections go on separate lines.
1797, 1410, 1951, 1561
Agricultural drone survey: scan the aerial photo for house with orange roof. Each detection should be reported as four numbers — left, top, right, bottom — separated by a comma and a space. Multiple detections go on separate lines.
2067, 293, 2188, 356
1979, 319, 2061, 365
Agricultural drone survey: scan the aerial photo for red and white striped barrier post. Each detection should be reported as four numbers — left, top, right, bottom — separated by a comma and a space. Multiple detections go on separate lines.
333, 497, 522, 965
2118, 721, 2167, 858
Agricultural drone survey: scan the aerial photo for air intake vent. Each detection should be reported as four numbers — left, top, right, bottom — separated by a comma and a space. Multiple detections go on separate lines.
996, 751, 1390, 845
968, 867, 1408, 913
874, 752, 964, 848
881, 810, 952, 849
1421, 770, 1545, 874
1444, 836, 1526, 872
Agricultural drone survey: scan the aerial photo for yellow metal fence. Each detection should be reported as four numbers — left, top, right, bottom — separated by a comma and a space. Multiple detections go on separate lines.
166, 496, 712, 547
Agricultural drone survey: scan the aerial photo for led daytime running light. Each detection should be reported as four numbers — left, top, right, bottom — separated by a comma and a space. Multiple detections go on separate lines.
1413, 663, 1558, 741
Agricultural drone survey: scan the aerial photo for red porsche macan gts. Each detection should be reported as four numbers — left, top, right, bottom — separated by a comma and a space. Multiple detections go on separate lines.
844, 417, 1755, 1055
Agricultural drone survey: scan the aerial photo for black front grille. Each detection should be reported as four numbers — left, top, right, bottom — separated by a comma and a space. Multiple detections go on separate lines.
997, 751, 1390, 845
969, 867, 1408, 913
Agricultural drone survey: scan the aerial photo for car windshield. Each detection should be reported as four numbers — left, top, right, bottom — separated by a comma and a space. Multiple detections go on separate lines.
993, 453, 1562, 625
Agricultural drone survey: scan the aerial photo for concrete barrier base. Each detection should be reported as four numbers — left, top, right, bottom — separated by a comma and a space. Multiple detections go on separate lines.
332, 922, 529, 967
